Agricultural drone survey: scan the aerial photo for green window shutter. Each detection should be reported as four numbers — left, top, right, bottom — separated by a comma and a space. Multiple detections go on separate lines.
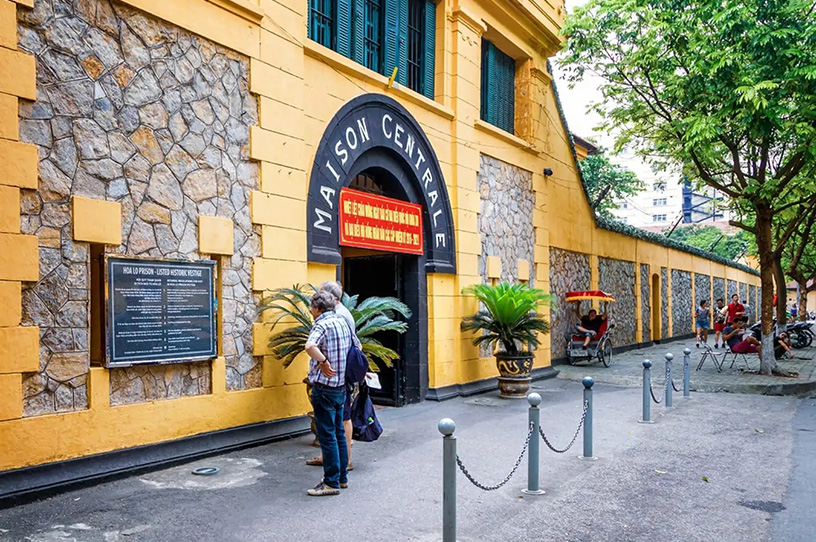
396, 0, 409, 85
421, 0, 435, 99
480, 39, 489, 122
352, 0, 365, 64
480, 40, 514, 133
384, 0, 399, 78
337, 0, 353, 57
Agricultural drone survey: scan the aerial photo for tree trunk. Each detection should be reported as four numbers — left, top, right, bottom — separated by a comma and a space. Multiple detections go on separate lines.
773, 256, 788, 332
798, 280, 808, 322
755, 209, 778, 375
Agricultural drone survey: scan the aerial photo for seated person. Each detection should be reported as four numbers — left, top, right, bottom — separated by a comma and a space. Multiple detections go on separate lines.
574, 302, 608, 349
722, 317, 762, 356
775, 332, 794, 360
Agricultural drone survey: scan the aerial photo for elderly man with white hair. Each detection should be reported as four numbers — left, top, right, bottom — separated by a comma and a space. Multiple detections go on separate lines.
320, 281, 355, 333
306, 281, 359, 472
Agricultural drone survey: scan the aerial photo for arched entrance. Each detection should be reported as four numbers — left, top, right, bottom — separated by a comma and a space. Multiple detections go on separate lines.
651, 274, 661, 342
307, 94, 456, 405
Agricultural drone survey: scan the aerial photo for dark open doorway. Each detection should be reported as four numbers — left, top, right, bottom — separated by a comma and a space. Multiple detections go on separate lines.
339, 167, 428, 406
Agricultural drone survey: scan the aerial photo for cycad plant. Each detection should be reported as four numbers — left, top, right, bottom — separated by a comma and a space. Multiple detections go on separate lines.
259, 284, 411, 371
461, 283, 552, 356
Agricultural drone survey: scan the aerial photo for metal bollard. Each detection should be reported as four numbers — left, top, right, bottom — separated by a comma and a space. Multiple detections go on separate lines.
683, 348, 691, 398
665, 353, 674, 408
522, 393, 545, 495
439, 418, 457, 542
639, 360, 653, 423
580, 376, 596, 460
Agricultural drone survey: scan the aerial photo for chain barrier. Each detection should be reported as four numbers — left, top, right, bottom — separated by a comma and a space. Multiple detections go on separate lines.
456, 422, 534, 491
539, 400, 589, 453
671, 379, 683, 393
649, 379, 666, 404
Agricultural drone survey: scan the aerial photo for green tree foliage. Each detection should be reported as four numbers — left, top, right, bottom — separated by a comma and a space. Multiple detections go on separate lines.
666, 225, 754, 261
560, 0, 816, 374
579, 152, 645, 218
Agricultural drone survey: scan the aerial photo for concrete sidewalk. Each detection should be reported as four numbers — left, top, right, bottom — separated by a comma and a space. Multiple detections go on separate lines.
0, 378, 809, 542
556, 337, 816, 395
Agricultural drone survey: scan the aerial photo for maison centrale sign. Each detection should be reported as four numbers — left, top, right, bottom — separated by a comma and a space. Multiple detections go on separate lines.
106, 257, 217, 367
307, 95, 456, 273
339, 188, 424, 255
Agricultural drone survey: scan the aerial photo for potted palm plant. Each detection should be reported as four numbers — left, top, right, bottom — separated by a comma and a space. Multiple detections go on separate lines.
259, 284, 411, 442
259, 284, 411, 370
461, 282, 552, 398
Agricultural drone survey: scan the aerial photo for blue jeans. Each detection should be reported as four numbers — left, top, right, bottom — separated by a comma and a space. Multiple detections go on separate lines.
311, 385, 348, 488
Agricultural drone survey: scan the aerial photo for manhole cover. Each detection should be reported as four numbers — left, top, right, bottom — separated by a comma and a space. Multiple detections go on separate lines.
738, 500, 785, 513
191, 467, 220, 476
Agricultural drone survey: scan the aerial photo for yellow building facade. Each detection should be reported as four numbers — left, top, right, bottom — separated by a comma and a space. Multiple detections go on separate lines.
0, 0, 760, 496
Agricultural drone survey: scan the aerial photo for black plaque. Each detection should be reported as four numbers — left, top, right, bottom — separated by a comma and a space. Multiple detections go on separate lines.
106, 257, 217, 367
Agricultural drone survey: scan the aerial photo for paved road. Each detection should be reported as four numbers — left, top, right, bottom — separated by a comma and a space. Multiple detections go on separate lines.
0, 378, 812, 542
769, 396, 816, 542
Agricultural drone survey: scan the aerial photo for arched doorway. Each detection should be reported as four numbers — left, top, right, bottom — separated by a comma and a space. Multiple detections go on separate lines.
651, 273, 661, 342
306, 94, 456, 405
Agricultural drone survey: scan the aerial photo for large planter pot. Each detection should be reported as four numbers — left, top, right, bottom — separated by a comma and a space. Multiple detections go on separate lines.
495, 352, 534, 399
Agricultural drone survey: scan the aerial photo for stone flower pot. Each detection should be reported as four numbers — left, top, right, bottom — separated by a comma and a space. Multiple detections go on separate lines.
495, 352, 534, 398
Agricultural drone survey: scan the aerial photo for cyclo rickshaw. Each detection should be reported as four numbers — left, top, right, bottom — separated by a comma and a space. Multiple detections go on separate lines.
564, 290, 616, 367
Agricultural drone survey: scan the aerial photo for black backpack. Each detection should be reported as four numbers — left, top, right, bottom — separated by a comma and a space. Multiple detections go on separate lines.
351, 385, 383, 442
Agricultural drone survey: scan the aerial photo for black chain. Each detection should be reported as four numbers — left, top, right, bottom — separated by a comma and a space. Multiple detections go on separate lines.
671, 379, 683, 393
539, 400, 589, 453
456, 422, 533, 491
650, 380, 665, 404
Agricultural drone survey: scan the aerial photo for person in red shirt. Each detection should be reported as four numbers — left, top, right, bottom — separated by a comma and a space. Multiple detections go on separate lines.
726, 293, 745, 324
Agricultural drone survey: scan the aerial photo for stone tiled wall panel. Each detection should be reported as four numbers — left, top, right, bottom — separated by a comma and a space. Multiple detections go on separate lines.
739, 282, 747, 303
18, 0, 259, 415
727, 280, 737, 300
598, 258, 636, 346
694, 274, 711, 305
477, 155, 534, 284
713, 277, 725, 304
749, 285, 757, 322
549, 248, 590, 359
671, 270, 692, 336
661, 267, 668, 339
640, 264, 650, 342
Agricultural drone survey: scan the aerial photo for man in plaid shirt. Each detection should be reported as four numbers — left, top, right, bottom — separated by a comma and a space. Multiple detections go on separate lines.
304, 290, 359, 496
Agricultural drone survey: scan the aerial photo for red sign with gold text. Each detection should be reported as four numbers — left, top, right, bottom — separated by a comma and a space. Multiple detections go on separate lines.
339, 188, 423, 255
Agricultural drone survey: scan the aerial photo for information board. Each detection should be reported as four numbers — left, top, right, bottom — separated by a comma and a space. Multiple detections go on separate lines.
106, 257, 217, 367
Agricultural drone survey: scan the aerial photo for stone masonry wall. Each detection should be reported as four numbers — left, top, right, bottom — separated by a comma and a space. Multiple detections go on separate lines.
661, 267, 668, 339
671, 270, 692, 336
477, 155, 534, 284
549, 248, 590, 359
695, 274, 711, 305
713, 277, 725, 305
640, 264, 650, 343
18, 0, 259, 415
728, 280, 737, 300
598, 258, 636, 346
739, 282, 747, 304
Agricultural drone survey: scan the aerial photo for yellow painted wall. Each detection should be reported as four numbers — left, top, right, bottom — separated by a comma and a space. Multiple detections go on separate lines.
0, 0, 760, 472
